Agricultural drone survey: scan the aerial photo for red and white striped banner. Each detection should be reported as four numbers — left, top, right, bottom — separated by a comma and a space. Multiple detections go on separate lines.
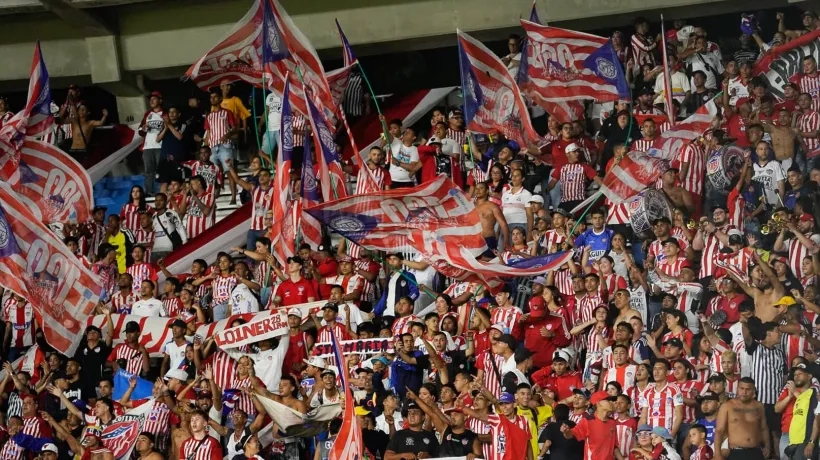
0, 182, 101, 355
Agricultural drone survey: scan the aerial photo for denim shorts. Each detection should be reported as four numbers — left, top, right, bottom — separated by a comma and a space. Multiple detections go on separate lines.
210, 143, 234, 169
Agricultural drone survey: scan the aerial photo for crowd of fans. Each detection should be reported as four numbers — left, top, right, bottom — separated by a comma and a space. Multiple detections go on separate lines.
2, 7, 820, 460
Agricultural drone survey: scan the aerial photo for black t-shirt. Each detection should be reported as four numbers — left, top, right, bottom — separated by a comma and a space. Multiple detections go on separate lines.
538, 421, 583, 460
75, 341, 111, 382
362, 428, 389, 459
438, 427, 478, 457
386, 429, 440, 456
435, 154, 452, 176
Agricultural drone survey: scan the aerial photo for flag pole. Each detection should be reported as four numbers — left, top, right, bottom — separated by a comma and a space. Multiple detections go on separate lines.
355, 61, 392, 146
659, 14, 676, 125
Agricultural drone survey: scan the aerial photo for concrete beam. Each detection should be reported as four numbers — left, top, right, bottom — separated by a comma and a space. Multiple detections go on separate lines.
38, 0, 112, 35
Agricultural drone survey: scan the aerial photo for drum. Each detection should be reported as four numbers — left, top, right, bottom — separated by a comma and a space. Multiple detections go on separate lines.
627, 188, 673, 240
706, 145, 745, 191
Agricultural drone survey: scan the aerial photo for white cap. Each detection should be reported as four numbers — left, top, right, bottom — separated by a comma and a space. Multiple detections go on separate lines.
529, 195, 545, 204
303, 356, 327, 369
565, 143, 580, 153
727, 229, 743, 237
287, 308, 302, 317
490, 323, 507, 333
41, 444, 58, 454
164, 369, 189, 382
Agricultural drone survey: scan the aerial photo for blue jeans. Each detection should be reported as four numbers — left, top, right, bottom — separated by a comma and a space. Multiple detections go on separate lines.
246, 229, 265, 251
549, 181, 562, 211
143, 148, 161, 194
212, 302, 229, 321
260, 286, 272, 308
210, 143, 234, 170
261, 130, 280, 156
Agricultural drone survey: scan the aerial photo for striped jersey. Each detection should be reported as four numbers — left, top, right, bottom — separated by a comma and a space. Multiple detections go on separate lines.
127, 262, 158, 292
354, 259, 381, 303
491, 306, 523, 335
179, 435, 222, 460
250, 186, 274, 231
109, 290, 139, 314
556, 163, 596, 202
447, 128, 466, 148
133, 227, 155, 261
786, 234, 820, 279
797, 111, 820, 151
163, 296, 184, 318
677, 143, 706, 197
108, 343, 144, 375
0, 437, 23, 460
538, 230, 568, 254
630, 34, 656, 69
630, 137, 656, 153
483, 414, 531, 460
204, 108, 237, 148
2, 299, 34, 348
120, 204, 152, 234
614, 416, 637, 458
83, 220, 106, 259
141, 400, 171, 450
391, 314, 418, 337
22, 416, 51, 438
698, 224, 735, 278
476, 352, 506, 398
184, 192, 215, 240
639, 383, 683, 430
601, 364, 638, 391
185, 161, 223, 195
676, 380, 703, 423
355, 165, 388, 194
648, 236, 690, 266
791, 73, 820, 109
211, 274, 237, 305
324, 274, 365, 302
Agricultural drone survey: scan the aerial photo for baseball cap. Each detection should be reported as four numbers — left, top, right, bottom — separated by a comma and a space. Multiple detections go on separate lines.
338, 255, 354, 263
303, 356, 327, 369
532, 276, 547, 286
41, 444, 59, 454
800, 213, 815, 223
664, 338, 684, 348
321, 367, 337, 377
287, 308, 302, 317
775, 296, 797, 307
565, 143, 580, 153
637, 424, 653, 433
728, 233, 744, 245
168, 319, 187, 329
316, 244, 331, 254
496, 334, 518, 351
443, 407, 464, 415
286, 256, 304, 265
490, 323, 506, 334
322, 303, 339, 313
448, 109, 463, 118
652, 216, 671, 225
552, 208, 571, 218
498, 392, 515, 404
529, 195, 544, 205
354, 406, 371, 416
553, 349, 571, 363
150, 91, 163, 99
652, 426, 673, 440
698, 391, 720, 402
573, 388, 591, 399
665, 29, 678, 40
590, 390, 613, 406
371, 356, 390, 367
803, 10, 818, 18
86, 324, 102, 335
514, 347, 533, 363
164, 369, 188, 382
125, 321, 140, 333
679, 260, 694, 271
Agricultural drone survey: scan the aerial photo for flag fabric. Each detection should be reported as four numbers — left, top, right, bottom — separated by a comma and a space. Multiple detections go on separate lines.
529, 0, 540, 23
23, 41, 54, 140
271, 79, 296, 266
101, 398, 152, 460
589, 98, 719, 206
506, 252, 574, 270
221, 389, 242, 416
305, 175, 575, 293
520, 21, 629, 111
112, 369, 153, 401
4, 139, 94, 224
754, 29, 820, 99
256, 394, 341, 437
336, 19, 357, 67
660, 17, 676, 125
299, 137, 323, 249
305, 89, 347, 202
457, 29, 540, 147
327, 329, 363, 460
0, 182, 100, 355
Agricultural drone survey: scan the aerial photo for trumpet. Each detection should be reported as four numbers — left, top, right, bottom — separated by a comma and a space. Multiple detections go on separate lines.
761, 215, 787, 235
686, 219, 698, 230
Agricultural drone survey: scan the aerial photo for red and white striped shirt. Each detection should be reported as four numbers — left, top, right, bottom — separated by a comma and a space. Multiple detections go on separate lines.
698, 224, 735, 278
254, 260, 273, 288
627, 385, 650, 417
127, 262, 158, 292
2, 299, 34, 348
601, 364, 638, 391
108, 343, 144, 375
21, 416, 51, 438
656, 257, 685, 280
0, 438, 24, 460
639, 383, 683, 430
538, 230, 568, 254
614, 416, 637, 458
211, 274, 237, 305
184, 192, 215, 240
483, 414, 531, 460
557, 163, 596, 202
787, 234, 820, 279
250, 186, 274, 231
677, 143, 706, 197
355, 165, 388, 194
553, 270, 573, 297
648, 236, 690, 266
466, 417, 492, 460
675, 379, 703, 423
204, 108, 237, 148
630, 137, 656, 153
477, 351, 506, 397
140, 400, 171, 444
186, 161, 223, 195
324, 274, 365, 302
391, 314, 418, 337
688, 353, 717, 384
791, 73, 820, 110
447, 128, 466, 148
133, 227, 155, 261
586, 326, 610, 354
120, 204, 151, 233
206, 350, 236, 391
797, 110, 820, 151
231, 376, 261, 416
109, 291, 139, 314
163, 297, 184, 318
631, 34, 656, 69
491, 306, 523, 334
354, 259, 381, 303
83, 221, 106, 259
179, 435, 222, 460
601, 273, 628, 300
292, 114, 307, 147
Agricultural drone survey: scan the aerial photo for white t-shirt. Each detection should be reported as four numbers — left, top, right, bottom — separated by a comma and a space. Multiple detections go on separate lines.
726, 77, 750, 107
265, 93, 282, 131
427, 137, 460, 156
321, 302, 365, 333
501, 186, 533, 226
375, 411, 404, 435
230, 284, 259, 314
142, 110, 165, 150
686, 52, 724, 90
388, 143, 419, 183
752, 161, 785, 205
653, 70, 691, 104
162, 339, 189, 370
131, 298, 166, 317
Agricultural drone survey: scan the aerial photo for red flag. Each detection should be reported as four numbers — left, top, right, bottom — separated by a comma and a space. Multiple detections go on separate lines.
0, 182, 101, 355
6, 139, 94, 224
754, 29, 820, 99
457, 29, 540, 147
328, 324, 363, 459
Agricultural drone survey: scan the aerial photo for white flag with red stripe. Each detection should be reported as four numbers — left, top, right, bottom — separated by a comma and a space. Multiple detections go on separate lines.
0, 182, 101, 355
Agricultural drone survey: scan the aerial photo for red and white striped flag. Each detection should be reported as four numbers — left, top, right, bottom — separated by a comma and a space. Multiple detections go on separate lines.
0, 182, 101, 355
457, 29, 540, 147
101, 398, 152, 460
271, 79, 296, 265
305, 88, 347, 202
660, 16, 676, 125
328, 327, 363, 459
5, 139, 94, 224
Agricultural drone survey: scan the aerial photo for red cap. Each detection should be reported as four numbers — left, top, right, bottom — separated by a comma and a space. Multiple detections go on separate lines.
590, 391, 612, 406
800, 213, 815, 223
150, 91, 163, 99
679, 260, 694, 270
666, 29, 678, 40
735, 97, 751, 107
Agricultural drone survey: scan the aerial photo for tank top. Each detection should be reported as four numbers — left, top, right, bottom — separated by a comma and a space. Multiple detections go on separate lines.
225, 427, 251, 459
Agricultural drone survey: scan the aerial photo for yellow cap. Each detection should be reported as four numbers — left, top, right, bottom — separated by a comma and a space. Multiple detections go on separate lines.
354, 406, 371, 416
776, 296, 797, 307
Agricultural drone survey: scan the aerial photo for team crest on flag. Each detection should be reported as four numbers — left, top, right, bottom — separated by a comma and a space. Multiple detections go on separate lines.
101, 403, 150, 460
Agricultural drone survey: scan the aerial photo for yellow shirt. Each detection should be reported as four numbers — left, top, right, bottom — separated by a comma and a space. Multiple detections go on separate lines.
789, 389, 816, 444
107, 232, 127, 273
220, 97, 250, 121
517, 404, 553, 455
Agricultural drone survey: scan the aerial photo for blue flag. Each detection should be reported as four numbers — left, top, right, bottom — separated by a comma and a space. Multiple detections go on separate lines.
529, 1, 540, 24
0, 206, 21, 259
506, 251, 573, 270
301, 133, 321, 202
582, 40, 630, 98
457, 38, 483, 128
260, 0, 290, 65
112, 369, 153, 401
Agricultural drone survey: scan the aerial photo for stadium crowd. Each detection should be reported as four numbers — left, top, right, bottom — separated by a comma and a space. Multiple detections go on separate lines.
2, 6, 820, 460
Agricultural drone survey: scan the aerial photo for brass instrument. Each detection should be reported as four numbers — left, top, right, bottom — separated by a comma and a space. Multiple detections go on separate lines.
761, 215, 787, 235
686, 219, 697, 230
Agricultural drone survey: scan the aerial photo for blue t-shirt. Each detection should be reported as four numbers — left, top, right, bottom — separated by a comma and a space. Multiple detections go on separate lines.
574, 228, 614, 264
696, 417, 717, 447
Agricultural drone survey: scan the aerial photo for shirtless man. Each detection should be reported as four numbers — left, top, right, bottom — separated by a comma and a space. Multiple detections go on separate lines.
659, 167, 694, 214
474, 181, 510, 260
69, 103, 108, 161
778, 11, 819, 39
761, 108, 803, 170
613, 289, 642, 325
714, 377, 769, 460
135, 433, 164, 460
727, 252, 786, 322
